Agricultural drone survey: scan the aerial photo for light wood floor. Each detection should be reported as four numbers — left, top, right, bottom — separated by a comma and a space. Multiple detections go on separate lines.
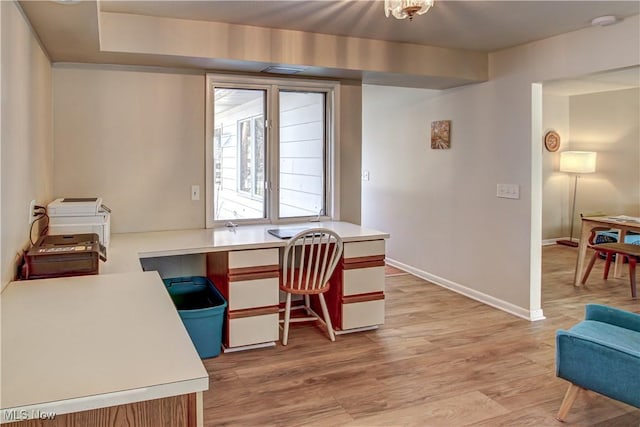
202, 245, 640, 426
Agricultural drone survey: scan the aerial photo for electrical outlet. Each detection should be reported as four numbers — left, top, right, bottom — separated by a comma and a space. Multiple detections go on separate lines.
28, 200, 36, 224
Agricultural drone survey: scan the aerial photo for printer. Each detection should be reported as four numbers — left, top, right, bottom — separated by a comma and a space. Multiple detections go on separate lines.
24, 233, 101, 279
47, 198, 111, 258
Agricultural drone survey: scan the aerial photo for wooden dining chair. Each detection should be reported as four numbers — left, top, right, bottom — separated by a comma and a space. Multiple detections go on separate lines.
581, 227, 640, 298
280, 228, 343, 346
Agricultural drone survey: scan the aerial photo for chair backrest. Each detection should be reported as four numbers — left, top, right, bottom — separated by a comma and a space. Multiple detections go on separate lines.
282, 228, 344, 293
587, 226, 614, 246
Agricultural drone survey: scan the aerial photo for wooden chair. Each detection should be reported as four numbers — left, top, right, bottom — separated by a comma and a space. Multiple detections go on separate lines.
581, 227, 640, 298
280, 228, 343, 346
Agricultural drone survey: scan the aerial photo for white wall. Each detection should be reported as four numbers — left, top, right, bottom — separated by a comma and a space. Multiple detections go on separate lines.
339, 81, 362, 224
53, 67, 362, 231
541, 94, 570, 241
567, 88, 640, 228
362, 15, 640, 319
52, 65, 206, 233
542, 87, 640, 241
363, 83, 537, 315
1, 0, 3, 290
1, 1, 53, 289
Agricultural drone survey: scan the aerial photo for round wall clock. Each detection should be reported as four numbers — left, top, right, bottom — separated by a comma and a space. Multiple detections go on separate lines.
544, 130, 561, 152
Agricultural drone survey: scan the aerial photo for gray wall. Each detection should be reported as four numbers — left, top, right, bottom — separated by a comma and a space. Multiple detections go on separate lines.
1, 1, 53, 289
339, 81, 362, 224
52, 65, 363, 232
362, 15, 640, 319
542, 87, 640, 241
568, 88, 640, 226
52, 65, 205, 234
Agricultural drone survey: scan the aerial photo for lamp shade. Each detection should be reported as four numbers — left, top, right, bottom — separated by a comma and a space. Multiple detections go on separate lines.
559, 151, 597, 174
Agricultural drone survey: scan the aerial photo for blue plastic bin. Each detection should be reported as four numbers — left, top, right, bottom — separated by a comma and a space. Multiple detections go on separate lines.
163, 276, 226, 359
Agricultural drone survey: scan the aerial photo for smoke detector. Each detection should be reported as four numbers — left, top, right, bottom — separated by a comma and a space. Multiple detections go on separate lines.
591, 16, 618, 27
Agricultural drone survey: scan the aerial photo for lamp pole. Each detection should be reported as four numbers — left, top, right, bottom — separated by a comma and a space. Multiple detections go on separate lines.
557, 151, 596, 248
561, 174, 580, 247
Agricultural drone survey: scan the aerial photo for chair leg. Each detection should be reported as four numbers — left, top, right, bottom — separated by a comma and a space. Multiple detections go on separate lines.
304, 295, 311, 315
603, 252, 614, 279
318, 293, 335, 342
282, 293, 292, 346
629, 257, 637, 298
556, 383, 581, 422
581, 252, 599, 284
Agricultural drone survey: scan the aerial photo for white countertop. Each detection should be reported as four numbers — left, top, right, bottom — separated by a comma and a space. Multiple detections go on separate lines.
0, 271, 209, 420
103, 221, 390, 274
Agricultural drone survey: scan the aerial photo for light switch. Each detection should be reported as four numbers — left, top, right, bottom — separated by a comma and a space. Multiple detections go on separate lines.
362, 170, 370, 181
497, 183, 520, 199
191, 185, 200, 201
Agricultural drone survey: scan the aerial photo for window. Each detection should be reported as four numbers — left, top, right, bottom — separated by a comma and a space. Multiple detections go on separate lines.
206, 75, 339, 227
279, 91, 325, 218
211, 88, 266, 221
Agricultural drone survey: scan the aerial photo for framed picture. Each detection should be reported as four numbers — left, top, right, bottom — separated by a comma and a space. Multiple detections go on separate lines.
431, 120, 451, 149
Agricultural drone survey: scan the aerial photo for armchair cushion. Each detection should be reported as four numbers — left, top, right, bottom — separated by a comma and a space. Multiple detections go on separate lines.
585, 304, 640, 333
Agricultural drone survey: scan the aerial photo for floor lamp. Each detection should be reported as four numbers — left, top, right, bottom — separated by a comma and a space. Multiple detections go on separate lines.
557, 151, 597, 247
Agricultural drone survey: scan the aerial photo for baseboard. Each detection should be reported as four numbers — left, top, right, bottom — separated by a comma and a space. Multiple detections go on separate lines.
556, 239, 579, 247
529, 308, 545, 321
542, 238, 559, 246
385, 258, 545, 322
542, 237, 581, 247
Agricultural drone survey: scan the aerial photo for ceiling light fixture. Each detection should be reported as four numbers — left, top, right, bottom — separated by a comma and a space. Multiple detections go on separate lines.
591, 15, 618, 27
261, 66, 306, 75
384, 0, 434, 21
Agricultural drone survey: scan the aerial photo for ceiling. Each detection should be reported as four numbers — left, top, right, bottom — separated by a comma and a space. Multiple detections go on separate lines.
97, 1, 639, 52
18, 1, 640, 92
543, 66, 640, 96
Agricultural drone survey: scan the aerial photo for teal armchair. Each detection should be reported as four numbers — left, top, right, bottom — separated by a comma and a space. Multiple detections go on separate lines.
556, 304, 640, 421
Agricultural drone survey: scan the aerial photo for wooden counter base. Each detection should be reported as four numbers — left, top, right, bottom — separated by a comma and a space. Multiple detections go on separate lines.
2, 394, 196, 427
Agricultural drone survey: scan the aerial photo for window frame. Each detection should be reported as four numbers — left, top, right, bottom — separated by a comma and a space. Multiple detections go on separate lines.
205, 74, 340, 228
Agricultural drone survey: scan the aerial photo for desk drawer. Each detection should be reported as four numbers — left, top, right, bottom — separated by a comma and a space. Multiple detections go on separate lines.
343, 266, 385, 296
229, 249, 279, 269
343, 240, 385, 259
228, 277, 279, 310
228, 313, 279, 347
341, 299, 385, 330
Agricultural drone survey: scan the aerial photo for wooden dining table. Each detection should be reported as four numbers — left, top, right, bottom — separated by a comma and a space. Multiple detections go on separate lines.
574, 216, 640, 286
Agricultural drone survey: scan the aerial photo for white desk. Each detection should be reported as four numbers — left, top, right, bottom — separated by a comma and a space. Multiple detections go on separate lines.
105, 222, 390, 351
103, 222, 389, 273
1, 272, 208, 425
